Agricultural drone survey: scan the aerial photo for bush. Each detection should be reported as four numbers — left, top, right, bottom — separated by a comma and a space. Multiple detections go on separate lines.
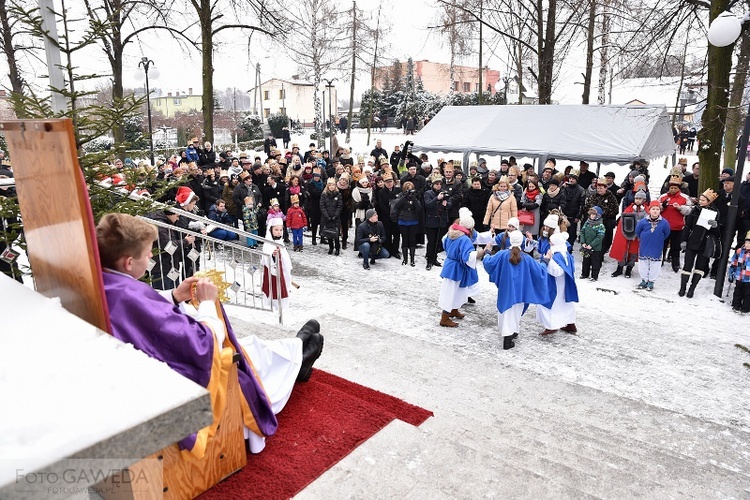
267, 113, 290, 137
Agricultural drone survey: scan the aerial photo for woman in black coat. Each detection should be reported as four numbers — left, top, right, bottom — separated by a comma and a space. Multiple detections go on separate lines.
393, 181, 423, 266
423, 177, 451, 270
305, 172, 325, 245
679, 190, 721, 298
461, 177, 491, 233
320, 179, 343, 255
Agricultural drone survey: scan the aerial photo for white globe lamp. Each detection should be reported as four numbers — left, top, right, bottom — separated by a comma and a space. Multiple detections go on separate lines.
708, 12, 742, 47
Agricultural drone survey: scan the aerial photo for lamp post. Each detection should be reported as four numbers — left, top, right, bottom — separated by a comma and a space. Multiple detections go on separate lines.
707, 12, 749, 297
322, 78, 337, 154
136, 57, 159, 166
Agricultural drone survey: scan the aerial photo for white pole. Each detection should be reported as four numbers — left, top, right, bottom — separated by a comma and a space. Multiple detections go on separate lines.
39, 0, 67, 113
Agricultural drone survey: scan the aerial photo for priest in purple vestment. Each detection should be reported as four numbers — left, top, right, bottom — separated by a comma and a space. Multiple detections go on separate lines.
96, 213, 324, 455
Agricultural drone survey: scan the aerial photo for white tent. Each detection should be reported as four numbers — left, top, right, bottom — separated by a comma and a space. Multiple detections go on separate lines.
413, 105, 677, 166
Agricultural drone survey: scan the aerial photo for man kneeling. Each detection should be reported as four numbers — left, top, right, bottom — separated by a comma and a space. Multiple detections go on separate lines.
96, 213, 323, 455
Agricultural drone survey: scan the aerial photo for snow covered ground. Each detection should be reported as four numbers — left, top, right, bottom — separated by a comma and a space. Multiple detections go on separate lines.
229, 129, 750, 435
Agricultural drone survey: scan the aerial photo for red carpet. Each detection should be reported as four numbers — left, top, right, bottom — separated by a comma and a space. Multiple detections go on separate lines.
199, 370, 433, 499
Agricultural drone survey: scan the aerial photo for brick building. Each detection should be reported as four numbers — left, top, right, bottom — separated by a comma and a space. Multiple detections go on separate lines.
373, 60, 501, 95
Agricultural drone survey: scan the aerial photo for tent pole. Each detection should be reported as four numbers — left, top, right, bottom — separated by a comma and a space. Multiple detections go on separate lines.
596, 162, 601, 177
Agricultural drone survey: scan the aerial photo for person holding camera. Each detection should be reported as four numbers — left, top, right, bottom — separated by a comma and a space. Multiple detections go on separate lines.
392, 181, 423, 266
355, 209, 390, 270
424, 176, 452, 270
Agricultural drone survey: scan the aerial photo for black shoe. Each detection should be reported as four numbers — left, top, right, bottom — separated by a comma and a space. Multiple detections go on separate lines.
510, 332, 518, 340
503, 336, 515, 350
328, 247, 334, 255
296, 319, 320, 342
393, 251, 401, 259
363, 262, 370, 270
312, 239, 317, 246
335, 249, 340, 256
467, 296, 476, 304
611, 266, 623, 277
426, 262, 433, 270
624, 267, 632, 278
432, 260, 442, 267
342, 242, 348, 250
297, 332, 324, 382
370, 257, 376, 265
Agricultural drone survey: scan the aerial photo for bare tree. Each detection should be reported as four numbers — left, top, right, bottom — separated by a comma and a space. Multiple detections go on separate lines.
280, 0, 348, 146
82, 0, 195, 156
0, 0, 30, 117
435, 0, 476, 94
723, 27, 750, 173
186, 0, 282, 144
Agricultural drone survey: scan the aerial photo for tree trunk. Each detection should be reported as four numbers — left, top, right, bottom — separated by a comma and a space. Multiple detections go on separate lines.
346, 0, 356, 143
697, 0, 734, 195
582, 0, 596, 104
111, 8, 125, 159
597, 2, 610, 105
0, 0, 26, 118
201, 0, 214, 144
723, 30, 750, 173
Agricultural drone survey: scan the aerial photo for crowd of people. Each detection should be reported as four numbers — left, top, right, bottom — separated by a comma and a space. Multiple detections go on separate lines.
99, 135, 750, 316
5, 134, 750, 322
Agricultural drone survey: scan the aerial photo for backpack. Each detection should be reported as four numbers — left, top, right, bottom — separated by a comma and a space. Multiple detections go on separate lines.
621, 212, 637, 240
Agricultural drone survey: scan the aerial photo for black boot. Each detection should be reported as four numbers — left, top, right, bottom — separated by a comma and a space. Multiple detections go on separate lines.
503, 336, 515, 350
312, 236, 317, 246
328, 243, 334, 255
624, 266, 633, 278
686, 273, 701, 298
611, 265, 623, 277
432, 259, 442, 267
410, 247, 416, 267
678, 273, 690, 297
426, 261, 433, 270
402, 246, 408, 265
297, 332, 324, 382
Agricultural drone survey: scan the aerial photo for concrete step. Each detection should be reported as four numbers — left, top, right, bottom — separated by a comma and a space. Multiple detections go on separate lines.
290, 313, 750, 498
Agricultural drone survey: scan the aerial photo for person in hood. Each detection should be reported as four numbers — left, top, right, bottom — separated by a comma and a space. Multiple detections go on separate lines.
438, 208, 487, 327
610, 190, 648, 278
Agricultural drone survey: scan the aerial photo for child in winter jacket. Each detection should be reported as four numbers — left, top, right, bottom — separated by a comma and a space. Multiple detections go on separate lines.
635, 201, 671, 290
242, 196, 259, 248
286, 194, 309, 252
729, 231, 750, 313
579, 206, 605, 281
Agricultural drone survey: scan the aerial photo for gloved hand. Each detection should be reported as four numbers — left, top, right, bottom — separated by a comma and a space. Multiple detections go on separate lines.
680, 241, 687, 252
661, 200, 668, 209
707, 218, 718, 228
728, 270, 735, 283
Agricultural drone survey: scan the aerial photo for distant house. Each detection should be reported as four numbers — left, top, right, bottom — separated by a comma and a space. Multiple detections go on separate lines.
611, 78, 706, 125
247, 77, 337, 126
150, 88, 202, 118
373, 60, 501, 96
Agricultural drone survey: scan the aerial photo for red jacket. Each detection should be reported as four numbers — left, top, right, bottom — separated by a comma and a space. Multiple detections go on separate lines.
658, 192, 691, 230
286, 206, 308, 230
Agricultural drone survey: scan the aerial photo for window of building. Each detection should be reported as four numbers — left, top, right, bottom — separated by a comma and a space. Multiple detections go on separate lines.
279, 89, 285, 99
475, 83, 480, 92
463, 82, 471, 92
454, 81, 459, 91
173, 99, 181, 106
264, 108, 270, 118
264, 90, 270, 100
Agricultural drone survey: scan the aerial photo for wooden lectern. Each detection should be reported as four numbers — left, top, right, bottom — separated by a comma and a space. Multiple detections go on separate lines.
1, 119, 247, 499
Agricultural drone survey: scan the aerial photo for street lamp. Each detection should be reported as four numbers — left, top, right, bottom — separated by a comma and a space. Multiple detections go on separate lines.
135, 56, 159, 166
707, 12, 748, 297
322, 78, 337, 154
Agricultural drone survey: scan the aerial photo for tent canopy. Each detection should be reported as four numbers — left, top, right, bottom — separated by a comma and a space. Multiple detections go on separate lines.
412, 105, 676, 165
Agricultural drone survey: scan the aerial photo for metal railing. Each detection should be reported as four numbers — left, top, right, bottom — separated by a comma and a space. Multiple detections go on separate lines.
142, 206, 286, 324
1, 176, 286, 323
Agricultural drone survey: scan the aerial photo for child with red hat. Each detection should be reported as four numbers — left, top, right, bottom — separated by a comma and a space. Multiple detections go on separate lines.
634, 200, 671, 290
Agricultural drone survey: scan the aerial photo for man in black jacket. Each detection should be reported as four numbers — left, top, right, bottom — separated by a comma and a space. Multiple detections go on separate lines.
561, 173, 586, 245
355, 209, 390, 269
370, 139, 388, 163
376, 173, 401, 258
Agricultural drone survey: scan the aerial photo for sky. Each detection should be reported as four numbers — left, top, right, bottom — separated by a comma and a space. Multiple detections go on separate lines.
1, 0, 685, 108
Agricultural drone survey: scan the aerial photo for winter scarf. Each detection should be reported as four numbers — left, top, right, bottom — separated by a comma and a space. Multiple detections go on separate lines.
289, 185, 301, 196
647, 215, 662, 232
310, 178, 324, 191
496, 190, 510, 202
546, 187, 561, 199
525, 187, 541, 201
